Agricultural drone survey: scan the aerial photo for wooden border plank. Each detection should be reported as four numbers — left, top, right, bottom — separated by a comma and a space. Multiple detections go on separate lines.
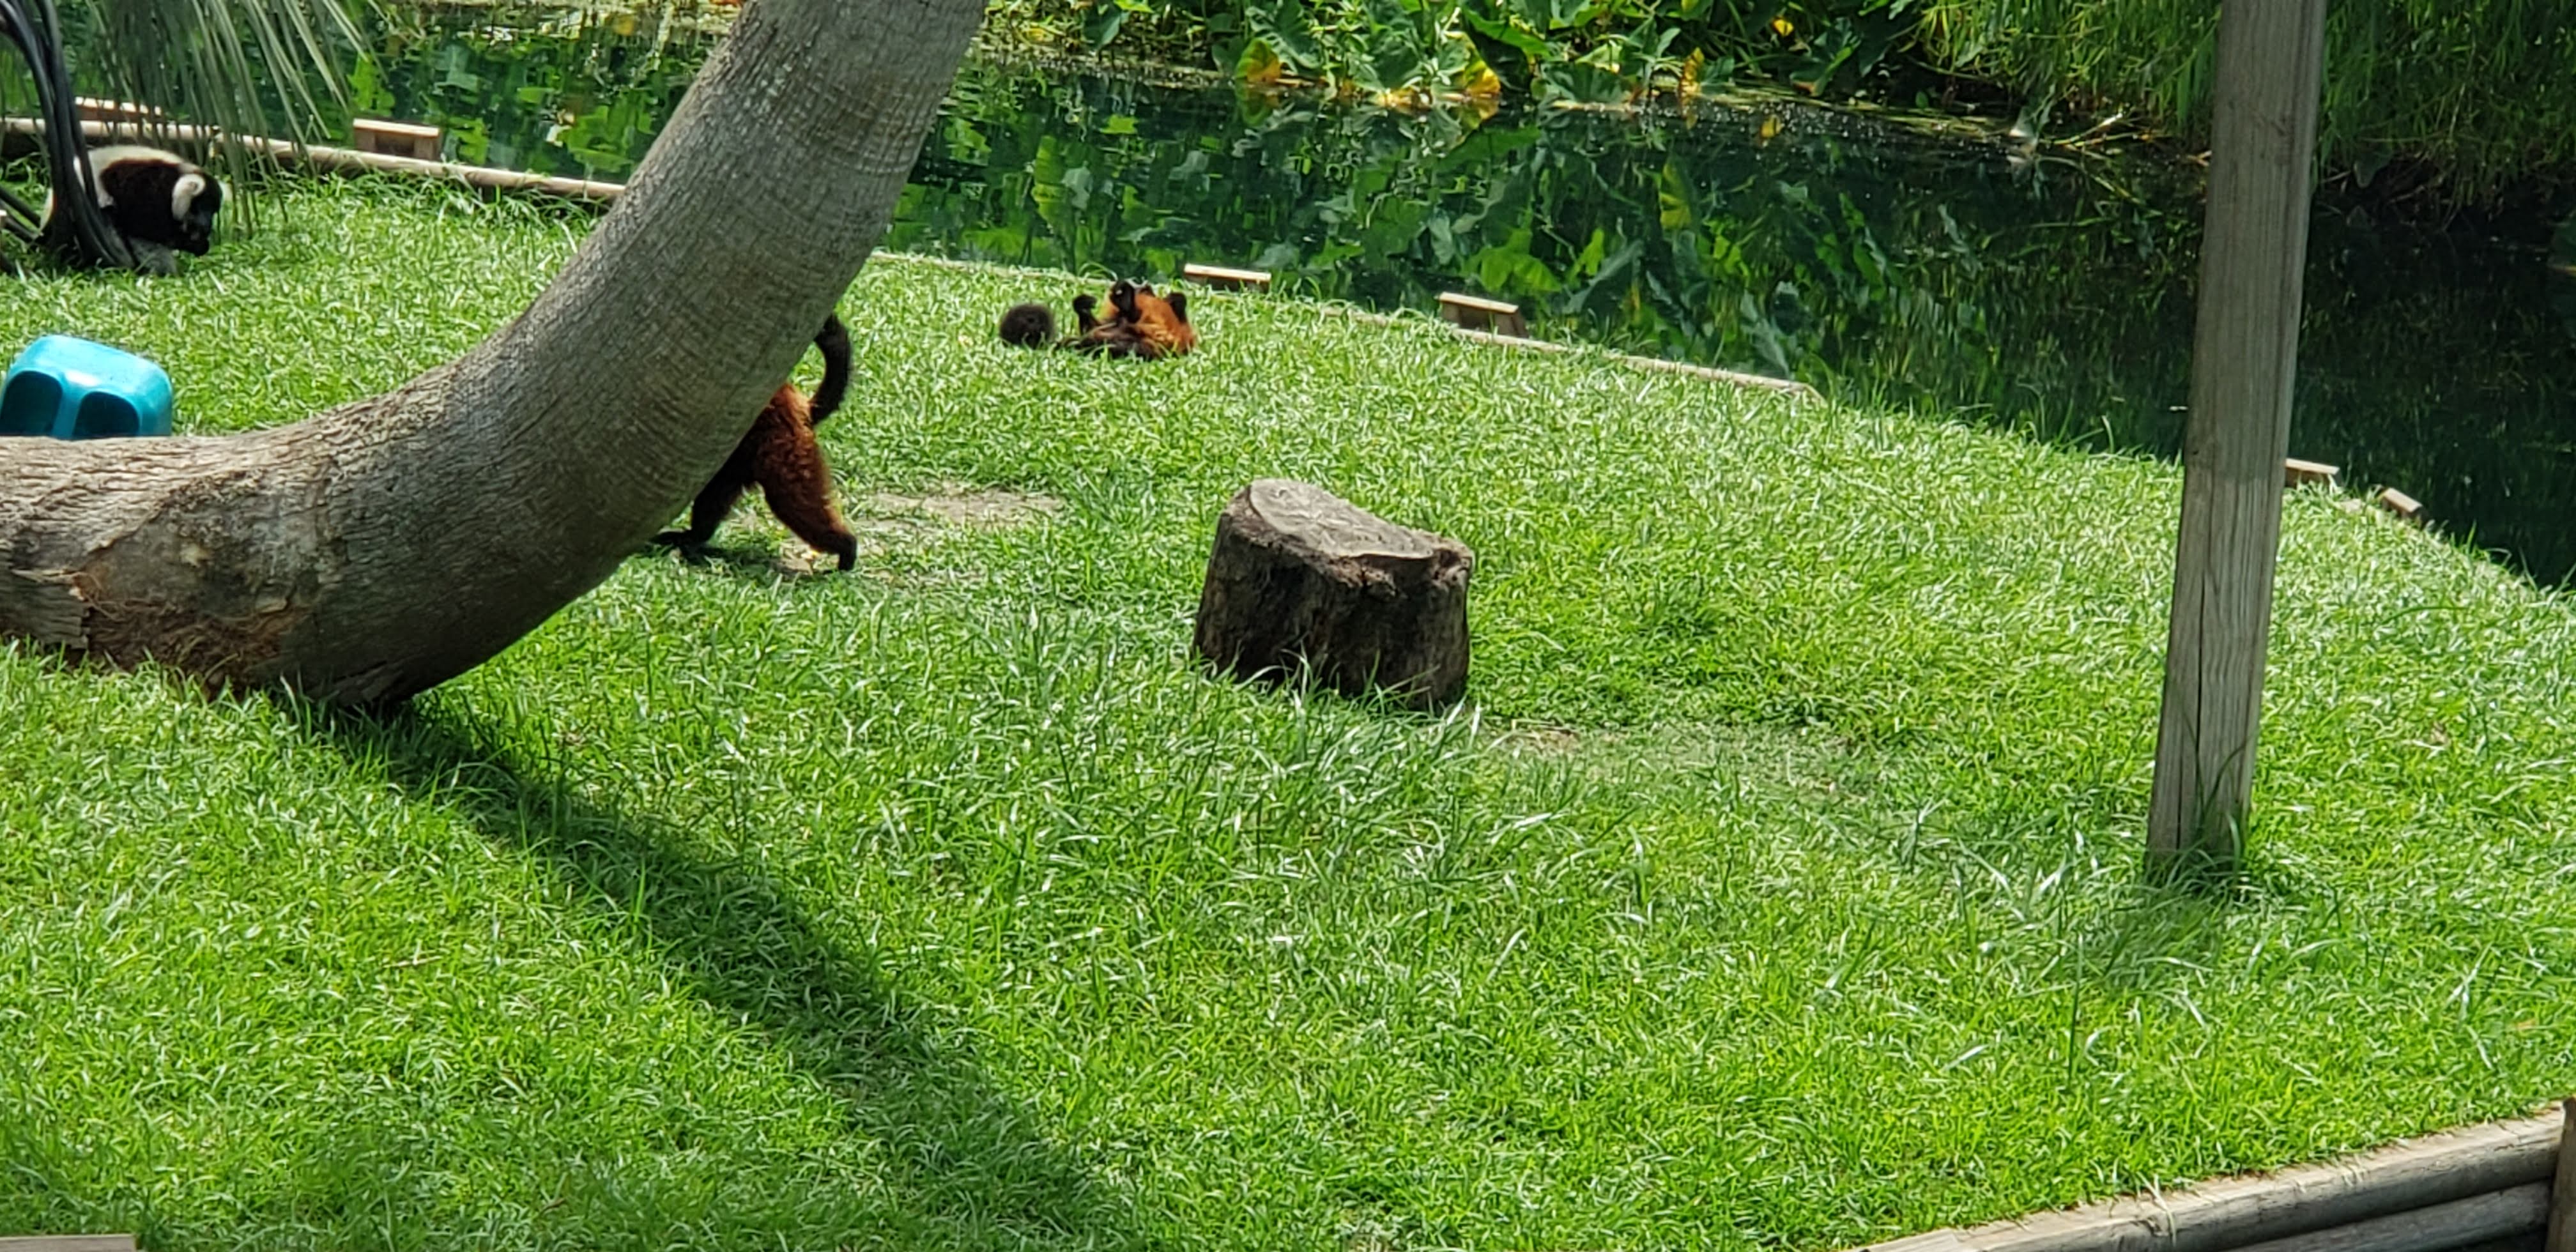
0, 1237, 140, 1252
1620, 352, 1816, 398
2451, 1235, 2547, 1252
2227, 1180, 2547, 1252
1326, 307, 1814, 399
1848, 1112, 2562, 1252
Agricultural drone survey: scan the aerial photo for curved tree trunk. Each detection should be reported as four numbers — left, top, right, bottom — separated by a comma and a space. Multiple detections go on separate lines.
0, 0, 984, 703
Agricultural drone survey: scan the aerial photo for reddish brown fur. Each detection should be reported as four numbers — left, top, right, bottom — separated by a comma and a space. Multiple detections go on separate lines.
1000, 279, 1197, 361
744, 385, 859, 567
1114, 283, 1196, 359
655, 316, 859, 570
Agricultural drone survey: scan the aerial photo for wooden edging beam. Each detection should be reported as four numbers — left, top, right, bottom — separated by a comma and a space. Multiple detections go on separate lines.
1851, 1111, 2562, 1252
1333, 308, 1814, 399
2225, 1180, 2547, 1252
1, 118, 626, 201
0, 1237, 139, 1251
1450, 325, 1811, 397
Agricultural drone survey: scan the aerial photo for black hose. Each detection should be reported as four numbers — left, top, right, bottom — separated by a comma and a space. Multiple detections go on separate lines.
0, 0, 139, 269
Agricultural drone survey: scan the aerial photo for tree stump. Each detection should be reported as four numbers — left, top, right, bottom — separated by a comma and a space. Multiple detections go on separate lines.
1192, 479, 1473, 708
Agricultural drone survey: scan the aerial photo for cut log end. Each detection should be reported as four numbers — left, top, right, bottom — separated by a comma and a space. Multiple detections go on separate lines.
1192, 479, 1472, 709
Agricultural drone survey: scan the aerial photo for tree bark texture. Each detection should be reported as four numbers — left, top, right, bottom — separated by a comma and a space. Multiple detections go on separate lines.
1193, 479, 1473, 709
0, 0, 985, 703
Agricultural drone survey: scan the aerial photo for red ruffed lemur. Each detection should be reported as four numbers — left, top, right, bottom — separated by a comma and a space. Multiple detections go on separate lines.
654, 314, 860, 570
999, 279, 1195, 360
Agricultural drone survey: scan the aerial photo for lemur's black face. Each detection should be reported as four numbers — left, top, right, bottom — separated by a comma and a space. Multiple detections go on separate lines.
169, 181, 221, 256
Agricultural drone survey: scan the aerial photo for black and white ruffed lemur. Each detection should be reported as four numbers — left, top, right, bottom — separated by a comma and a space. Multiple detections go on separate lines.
42, 145, 224, 261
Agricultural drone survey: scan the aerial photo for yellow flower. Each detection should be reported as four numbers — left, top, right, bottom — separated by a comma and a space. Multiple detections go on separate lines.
1770, 15, 1795, 36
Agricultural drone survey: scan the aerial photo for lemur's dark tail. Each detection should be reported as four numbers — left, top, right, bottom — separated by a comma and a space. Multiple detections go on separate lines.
806, 312, 853, 426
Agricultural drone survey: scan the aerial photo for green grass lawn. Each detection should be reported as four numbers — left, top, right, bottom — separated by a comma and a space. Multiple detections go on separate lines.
4, 176, 2575, 1251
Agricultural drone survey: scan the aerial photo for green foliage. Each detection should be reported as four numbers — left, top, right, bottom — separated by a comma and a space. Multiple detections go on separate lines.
1910, 0, 2576, 201
898, 63, 2184, 407
7, 176, 2576, 1248
343, 10, 707, 178
985, 0, 2576, 195
56, 0, 362, 153
991, 0, 1925, 103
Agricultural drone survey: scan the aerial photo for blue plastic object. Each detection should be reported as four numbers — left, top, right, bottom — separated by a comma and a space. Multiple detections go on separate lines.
0, 335, 176, 440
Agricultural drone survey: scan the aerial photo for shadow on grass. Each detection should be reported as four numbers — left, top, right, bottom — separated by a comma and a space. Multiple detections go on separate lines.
297, 698, 1158, 1249
636, 538, 832, 581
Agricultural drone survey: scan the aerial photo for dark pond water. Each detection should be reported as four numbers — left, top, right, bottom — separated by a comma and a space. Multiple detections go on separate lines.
185, 10, 2576, 584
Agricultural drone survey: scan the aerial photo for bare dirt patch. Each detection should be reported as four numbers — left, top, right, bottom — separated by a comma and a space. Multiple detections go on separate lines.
749, 484, 1064, 575
861, 485, 1064, 528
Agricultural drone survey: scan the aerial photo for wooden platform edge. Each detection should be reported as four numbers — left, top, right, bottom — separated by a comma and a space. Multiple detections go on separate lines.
351, 118, 445, 162
1849, 1110, 2563, 1252
1436, 291, 1519, 316
0, 1235, 141, 1252
353, 118, 441, 139
1182, 261, 1272, 290
2282, 457, 2339, 488
2375, 486, 2426, 523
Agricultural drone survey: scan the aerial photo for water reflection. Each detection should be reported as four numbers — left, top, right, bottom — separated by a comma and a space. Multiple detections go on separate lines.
278, 11, 2576, 583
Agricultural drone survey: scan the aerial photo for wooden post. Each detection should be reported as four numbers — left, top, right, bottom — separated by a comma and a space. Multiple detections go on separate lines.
2545, 1097, 2576, 1252
2145, 0, 2328, 879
